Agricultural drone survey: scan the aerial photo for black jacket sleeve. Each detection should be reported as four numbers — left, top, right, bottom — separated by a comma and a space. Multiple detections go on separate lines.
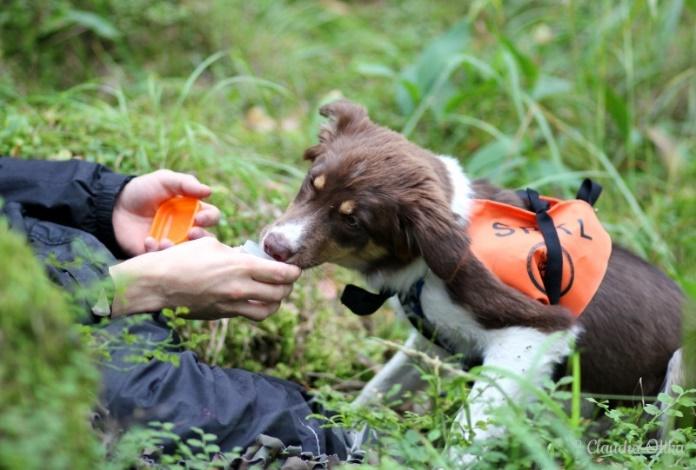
0, 157, 133, 255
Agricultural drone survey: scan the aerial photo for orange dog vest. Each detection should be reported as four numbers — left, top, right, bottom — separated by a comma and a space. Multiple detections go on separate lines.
468, 180, 612, 316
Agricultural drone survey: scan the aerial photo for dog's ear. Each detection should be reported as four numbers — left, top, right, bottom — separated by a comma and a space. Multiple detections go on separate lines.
401, 187, 469, 281
415, 214, 469, 282
317, 99, 369, 143
303, 144, 324, 162
319, 99, 368, 124
404, 194, 575, 331
304, 100, 368, 162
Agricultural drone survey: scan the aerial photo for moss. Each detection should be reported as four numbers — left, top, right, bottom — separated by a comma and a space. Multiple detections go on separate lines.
0, 219, 101, 469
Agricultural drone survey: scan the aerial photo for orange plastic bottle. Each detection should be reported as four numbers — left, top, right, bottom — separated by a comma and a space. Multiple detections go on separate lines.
148, 196, 201, 245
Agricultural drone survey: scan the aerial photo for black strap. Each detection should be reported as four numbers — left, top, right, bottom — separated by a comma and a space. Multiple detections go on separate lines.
341, 280, 455, 354
400, 279, 436, 343
522, 188, 563, 305
340, 284, 393, 316
576, 178, 602, 205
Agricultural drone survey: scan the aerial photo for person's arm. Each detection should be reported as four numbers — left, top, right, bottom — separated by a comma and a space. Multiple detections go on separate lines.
0, 157, 133, 255
109, 237, 301, 321
1, 158, 221, 257
0, 158, 282, 321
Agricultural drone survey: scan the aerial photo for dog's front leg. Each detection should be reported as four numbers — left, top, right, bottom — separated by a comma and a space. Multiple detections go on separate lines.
353, 328, 448, 407
450, 326, 575, 464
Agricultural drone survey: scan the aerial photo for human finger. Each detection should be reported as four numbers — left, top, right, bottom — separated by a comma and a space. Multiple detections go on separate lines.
144, 236, 159, 252
235, 300, 282, 321
188, 226, 216, 240
159, 238, 174, 250
194, 203, 221, 227
158, 170, 212, 199
247, 258, 302, 284
237, 281, 293, 303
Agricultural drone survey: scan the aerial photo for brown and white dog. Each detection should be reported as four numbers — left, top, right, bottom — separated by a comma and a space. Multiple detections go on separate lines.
261, 100, 683, 453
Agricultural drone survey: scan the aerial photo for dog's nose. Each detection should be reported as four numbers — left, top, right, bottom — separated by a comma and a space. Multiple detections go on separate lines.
263, 232, 293, 262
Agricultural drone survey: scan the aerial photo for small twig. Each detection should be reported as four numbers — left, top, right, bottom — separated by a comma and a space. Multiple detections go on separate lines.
372, 338, 474, 381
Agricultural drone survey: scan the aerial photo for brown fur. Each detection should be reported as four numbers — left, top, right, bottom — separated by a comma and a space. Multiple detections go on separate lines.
268, 99, 682, 396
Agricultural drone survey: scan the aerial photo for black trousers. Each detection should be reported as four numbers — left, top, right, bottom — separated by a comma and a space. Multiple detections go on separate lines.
99, 314, 349, 457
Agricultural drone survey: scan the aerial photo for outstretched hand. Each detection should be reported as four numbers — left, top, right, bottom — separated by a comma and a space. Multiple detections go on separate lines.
109, 237, 302, 321
112, 169, 221, 256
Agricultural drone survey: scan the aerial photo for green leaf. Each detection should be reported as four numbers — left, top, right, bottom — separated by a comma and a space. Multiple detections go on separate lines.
555, 376, 574, 386
500, 36, 539, 88
427, 429, 441, 441
395, 19, 470, 114
466, 138, 521, 181
677, 397, 695, 407
604, 86, 630, 140
186, 438, 204, 448
355, 63, 395, 78
385, 383, 402, 398
532, 75, 573, 100
41, 9, 121, 40
204, 444, 221, 454
67, 10, 120, 39
644, 404, 661, 416
657, 392, 673, 404
404, 429, 421, 444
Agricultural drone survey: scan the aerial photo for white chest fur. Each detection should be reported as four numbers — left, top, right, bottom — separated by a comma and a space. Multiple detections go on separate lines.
419, 272, 484, 356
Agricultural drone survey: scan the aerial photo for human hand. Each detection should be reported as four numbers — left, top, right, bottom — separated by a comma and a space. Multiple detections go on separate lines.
113, 169, 221, 256
109, 237, 302, 321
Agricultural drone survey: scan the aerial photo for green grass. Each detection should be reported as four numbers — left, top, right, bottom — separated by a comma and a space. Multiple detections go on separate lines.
1, 0, 695, 468
0, 220, 102, 469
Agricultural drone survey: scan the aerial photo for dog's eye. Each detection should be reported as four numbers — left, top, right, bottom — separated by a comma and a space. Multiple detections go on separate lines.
344, 215, 360, 229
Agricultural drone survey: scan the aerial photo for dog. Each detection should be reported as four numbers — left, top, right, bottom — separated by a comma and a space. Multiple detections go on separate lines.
261, 99, 683, 454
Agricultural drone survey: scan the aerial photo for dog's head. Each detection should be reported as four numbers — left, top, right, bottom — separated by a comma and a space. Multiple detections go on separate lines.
262, 100, 469, 279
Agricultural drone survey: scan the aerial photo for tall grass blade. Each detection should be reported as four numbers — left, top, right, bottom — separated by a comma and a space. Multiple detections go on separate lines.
177, 51, 228, 108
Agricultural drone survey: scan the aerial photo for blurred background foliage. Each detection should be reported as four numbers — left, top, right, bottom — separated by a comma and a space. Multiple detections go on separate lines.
0, 220, 101, 468
0, 0, 695, 468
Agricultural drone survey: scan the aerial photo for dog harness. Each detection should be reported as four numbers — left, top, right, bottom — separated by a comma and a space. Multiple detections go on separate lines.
341, 179, 612, 346
342, 278, 455, 352
471, 179, 612, 315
